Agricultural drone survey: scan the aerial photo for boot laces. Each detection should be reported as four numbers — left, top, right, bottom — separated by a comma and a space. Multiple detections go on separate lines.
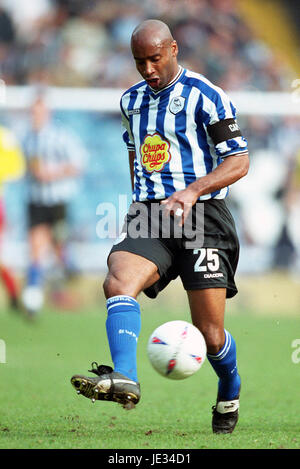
88, 362, 113, 376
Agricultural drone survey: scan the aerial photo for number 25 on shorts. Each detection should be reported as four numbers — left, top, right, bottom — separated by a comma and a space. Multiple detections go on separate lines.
193, 248, 220, 272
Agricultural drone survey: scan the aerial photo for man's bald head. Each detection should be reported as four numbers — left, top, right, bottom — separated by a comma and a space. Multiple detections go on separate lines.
131, 19, 174, 50
131, 20, 179, 90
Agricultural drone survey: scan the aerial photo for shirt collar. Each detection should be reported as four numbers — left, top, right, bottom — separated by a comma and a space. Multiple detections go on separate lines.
148, 66, 184, 95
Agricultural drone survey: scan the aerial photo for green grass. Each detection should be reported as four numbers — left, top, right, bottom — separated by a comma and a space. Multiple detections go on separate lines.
0, 287, 300, 450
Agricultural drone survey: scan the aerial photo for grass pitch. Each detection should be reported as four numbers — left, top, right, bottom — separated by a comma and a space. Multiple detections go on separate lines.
0, 277, 299, 450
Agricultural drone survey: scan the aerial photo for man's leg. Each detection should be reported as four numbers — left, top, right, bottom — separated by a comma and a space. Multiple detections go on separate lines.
71, 251, 160, 408
103, 251, 160, 382
0, 263, 19, 309
187, 288, 241, 433
50, 214, 76, 310
22, 224, 52, 315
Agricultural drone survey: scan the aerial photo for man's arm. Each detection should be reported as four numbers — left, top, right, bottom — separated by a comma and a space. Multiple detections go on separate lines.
161, 152, 249, 224
189, 152, 249, 198
28, 159, 80, 183
128, 150, 136, 191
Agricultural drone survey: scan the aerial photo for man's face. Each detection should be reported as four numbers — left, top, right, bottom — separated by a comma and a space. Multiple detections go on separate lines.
132, 38, 178, 90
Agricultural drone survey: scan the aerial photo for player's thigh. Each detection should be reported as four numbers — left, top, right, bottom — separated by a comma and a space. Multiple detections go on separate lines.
187, 287, 226, 354
104, 251, 160, 298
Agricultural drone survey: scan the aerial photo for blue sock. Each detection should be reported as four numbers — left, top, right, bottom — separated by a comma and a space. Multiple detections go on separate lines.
106, 295, 141, 383
27, 263, 43, 286
207, 330, 241, 400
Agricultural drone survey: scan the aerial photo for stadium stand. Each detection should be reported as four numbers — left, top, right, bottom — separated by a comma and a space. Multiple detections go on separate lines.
238, 0, 300, 76
0, 0, 295, 89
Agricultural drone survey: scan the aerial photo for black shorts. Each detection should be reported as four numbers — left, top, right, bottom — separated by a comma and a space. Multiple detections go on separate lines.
28, 203, 66, 228
109, 199, 240, 299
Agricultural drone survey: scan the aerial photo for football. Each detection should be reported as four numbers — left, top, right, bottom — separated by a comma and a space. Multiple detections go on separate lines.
147, 320, 207, 380
21, 285, 44, 313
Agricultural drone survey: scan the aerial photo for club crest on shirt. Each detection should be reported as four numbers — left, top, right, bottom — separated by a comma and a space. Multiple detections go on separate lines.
169, 96, 185, 115
140, 133, 171, 173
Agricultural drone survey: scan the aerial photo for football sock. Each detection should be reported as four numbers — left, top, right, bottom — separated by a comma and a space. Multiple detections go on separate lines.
106, 295, 141, 383
207, 330, 241, 400
27, 262, 43, 286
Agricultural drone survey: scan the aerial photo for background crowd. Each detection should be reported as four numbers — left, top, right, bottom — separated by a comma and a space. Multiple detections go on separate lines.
0, 0, 294, 90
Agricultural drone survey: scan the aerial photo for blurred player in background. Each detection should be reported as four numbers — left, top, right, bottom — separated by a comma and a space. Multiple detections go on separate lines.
21, 93, 87, 317
71, 20, 249, 434
0, 124, 25, 310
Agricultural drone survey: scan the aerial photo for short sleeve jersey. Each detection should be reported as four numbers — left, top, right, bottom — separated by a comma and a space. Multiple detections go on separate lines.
121, 67, 248, 202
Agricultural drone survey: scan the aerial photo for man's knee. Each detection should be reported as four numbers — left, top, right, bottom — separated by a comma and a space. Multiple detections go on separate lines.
200, 325, 225, 355
103, 251, 160, 299
102, 272, 135, 299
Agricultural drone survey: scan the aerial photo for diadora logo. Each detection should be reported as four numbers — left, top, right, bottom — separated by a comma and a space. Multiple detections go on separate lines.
203, 273, 223, 278
128, 108, 140, 115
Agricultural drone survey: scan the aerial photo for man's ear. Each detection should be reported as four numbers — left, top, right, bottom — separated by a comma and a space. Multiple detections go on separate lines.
171, 40, 178, 57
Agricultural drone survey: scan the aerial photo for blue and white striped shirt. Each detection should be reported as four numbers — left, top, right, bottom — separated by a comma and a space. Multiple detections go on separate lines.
121, 67, 248, 202
23, 123, 86, 206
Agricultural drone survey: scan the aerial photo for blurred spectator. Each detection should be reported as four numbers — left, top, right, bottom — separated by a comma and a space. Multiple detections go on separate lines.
0, 6, 15, 44
21, 92, 88, 317
1, 0, 53, 41
285, 149, 300, 273
228, 116, 300, 273
272, 118, 300, 271
0, 124, 25, 310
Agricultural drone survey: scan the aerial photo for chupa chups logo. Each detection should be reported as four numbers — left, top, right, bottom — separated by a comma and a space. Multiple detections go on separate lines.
140, 133, 171, 173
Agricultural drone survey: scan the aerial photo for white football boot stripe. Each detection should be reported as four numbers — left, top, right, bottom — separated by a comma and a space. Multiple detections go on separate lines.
96, 378, 137, 391
216, 399, 239, 414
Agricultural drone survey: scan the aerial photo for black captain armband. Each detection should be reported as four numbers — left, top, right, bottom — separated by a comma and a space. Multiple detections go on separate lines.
207, 118, 242, 145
